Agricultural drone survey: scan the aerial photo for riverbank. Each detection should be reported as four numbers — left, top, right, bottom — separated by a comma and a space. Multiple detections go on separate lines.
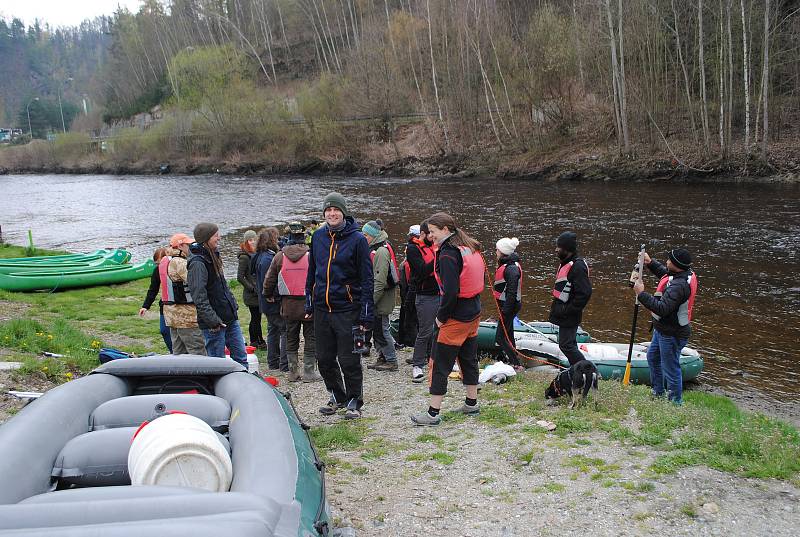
3, 127, 800, 183
1, 243, 798, 535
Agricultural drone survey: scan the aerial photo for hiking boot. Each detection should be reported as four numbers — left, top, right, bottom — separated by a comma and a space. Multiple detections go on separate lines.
302, 371, 323, 383
343, 398, 362, 420
373, 360, 398, 371
454, 402, 480, 415
366, 354, 387, 370
319, 397, 344, 416
405, 357, 414, 365
411, 366, 425, 383
288, 369, 303, 382
411, 411, 441, 426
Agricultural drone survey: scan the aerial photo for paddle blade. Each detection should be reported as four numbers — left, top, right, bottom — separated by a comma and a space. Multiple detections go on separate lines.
622, 362, 632, 386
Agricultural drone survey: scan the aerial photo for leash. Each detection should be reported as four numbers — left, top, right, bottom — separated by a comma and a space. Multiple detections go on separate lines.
480, 253, 566, 370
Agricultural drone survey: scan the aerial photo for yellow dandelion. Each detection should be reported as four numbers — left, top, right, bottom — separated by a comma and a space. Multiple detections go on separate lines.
47, 334, 54, 340
65, 372, 73, 379
42, 366, 48, 371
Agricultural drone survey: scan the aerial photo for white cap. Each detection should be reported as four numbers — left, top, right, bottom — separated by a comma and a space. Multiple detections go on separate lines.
496, 237, 520, 255
408, 225, 421, 236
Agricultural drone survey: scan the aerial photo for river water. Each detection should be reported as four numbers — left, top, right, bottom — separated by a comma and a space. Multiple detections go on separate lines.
1, 174, 798, 406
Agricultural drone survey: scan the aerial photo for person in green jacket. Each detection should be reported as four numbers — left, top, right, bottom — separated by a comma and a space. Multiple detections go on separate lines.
237, 229, 265, 349
363, 220, 399, 371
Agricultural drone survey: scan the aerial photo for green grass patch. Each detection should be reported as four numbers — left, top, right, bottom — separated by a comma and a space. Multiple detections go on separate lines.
430, 452, 456, 465
0, 243, 69, 259
477, 405, 517, 426
533, 482, 566, 493
309, 422, 368, 456
416, 433, 445, 446
361, 437, 391, 461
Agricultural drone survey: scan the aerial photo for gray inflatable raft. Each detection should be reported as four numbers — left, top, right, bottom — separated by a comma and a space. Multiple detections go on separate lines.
0, 355, 329, 536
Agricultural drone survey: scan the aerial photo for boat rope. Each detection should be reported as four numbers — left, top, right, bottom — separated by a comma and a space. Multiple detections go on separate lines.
481, 254, 567, 370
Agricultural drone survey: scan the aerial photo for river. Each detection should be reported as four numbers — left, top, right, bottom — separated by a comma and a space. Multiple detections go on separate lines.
1, 173, 798, 409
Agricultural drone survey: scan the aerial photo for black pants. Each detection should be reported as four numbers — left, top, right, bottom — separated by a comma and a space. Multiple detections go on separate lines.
247, 305, 264, 345
494, 303, 521, 366
558, 324, 586, 366
314, 308, 363, 408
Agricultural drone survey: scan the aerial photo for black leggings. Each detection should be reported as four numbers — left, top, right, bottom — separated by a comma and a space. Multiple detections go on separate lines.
248, 305, 264, 344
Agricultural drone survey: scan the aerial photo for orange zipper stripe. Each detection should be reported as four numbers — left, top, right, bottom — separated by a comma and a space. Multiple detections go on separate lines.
325, 231, 335, 312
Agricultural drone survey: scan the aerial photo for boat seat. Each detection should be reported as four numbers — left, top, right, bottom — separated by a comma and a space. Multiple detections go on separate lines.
52, 427, 230, 487
0, 489, 282, 536
90, 393, 231, 432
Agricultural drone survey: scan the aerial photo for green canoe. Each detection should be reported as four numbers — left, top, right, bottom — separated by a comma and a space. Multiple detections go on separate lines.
0, 251, 132, 274
516, 339, 704, 385
0, 249, 112, 263
0, 260, 155, 292
390, 317, 591, 351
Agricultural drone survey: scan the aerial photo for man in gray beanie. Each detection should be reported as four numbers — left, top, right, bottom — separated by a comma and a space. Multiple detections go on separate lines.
633, 248, 698, 405
549, 231, 592, 366
305, 192, 374, 420
187, 222, 248, 367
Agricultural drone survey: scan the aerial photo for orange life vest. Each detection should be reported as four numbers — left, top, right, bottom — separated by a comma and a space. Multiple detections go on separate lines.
403, 238, 436, 282
492, 262, 523, 301
277, 252, 309, 296
370, 242, 400, 288
552, 259, 589, 303
652, 272, 698, 325
435, 245, 486, 298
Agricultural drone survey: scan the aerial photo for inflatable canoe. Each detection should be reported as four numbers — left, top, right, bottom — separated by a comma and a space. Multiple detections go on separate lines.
0, 251, 131, 274
0, 249, 131, 265
0, 355, 330, 536
516, 338, 704, 384
0, 259, 154, 292
390, 317, 591, 351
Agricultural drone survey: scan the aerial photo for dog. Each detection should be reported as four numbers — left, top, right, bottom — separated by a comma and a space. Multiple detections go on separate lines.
544, 360, 600, 409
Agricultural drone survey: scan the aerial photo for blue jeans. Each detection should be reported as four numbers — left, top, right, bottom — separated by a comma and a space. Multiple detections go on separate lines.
647, 329, 687, 404
159, 312, 173, 353
202, 320, 247, 367
373, 315, 397, 363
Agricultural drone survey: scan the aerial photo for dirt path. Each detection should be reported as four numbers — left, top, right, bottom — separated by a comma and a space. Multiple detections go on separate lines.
282, 347, 799, 537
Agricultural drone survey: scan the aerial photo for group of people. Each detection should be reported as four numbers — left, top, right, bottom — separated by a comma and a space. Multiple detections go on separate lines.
141, 189, 698, 423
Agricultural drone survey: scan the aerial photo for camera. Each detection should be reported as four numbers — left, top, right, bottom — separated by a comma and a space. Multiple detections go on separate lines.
352, 326, 369, 355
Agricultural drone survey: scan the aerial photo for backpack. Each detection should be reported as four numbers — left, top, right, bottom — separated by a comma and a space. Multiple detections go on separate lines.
98, 348, 134, 364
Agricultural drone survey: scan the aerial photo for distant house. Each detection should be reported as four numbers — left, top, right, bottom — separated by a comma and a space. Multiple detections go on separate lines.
0, 128, 22, 143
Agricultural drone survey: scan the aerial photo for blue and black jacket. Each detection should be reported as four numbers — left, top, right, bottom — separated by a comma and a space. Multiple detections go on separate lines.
305, 216, 374, 328
186, 243, 239, 330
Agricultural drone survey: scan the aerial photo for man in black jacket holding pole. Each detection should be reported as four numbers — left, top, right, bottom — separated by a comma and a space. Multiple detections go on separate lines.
549, 231, 592, 366
633, 248, 697, 405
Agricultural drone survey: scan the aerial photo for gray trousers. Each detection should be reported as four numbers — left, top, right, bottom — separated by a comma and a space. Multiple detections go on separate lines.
286, 318, 316, 372
412, 294, 440, 367
169, 327, 207, 355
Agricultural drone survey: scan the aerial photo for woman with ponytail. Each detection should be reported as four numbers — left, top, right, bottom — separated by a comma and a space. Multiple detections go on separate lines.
411, 212, 485, 426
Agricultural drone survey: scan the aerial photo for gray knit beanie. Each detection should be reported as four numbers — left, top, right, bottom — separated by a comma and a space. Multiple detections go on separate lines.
323, 192, 348, 216
194, 222, 219, 245
243, 229, 257, 242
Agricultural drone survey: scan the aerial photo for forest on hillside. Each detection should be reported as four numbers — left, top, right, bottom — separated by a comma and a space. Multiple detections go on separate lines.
2, 0, 800, 174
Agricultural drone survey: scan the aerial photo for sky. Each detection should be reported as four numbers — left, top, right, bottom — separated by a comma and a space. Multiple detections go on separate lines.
0, 0, 143, 28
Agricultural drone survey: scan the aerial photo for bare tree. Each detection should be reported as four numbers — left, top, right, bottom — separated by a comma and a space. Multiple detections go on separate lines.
740, 0, 750, 155
698, 0, 711, 151
760, 0, 770, 156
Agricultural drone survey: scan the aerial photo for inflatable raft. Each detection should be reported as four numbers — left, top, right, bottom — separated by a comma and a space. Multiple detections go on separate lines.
516, 338, 704, 385
0, 355, 330, 536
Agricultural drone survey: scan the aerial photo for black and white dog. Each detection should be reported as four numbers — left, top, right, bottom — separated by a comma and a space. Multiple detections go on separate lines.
544, 360, 600, 409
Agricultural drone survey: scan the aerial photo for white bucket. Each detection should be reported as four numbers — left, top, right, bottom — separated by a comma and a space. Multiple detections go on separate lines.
128, 413, 232, 492
246, 352, 259, 374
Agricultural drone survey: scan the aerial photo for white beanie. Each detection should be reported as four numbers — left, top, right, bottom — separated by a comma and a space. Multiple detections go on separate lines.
496, 237, 519, 256
408, 225, 421, 236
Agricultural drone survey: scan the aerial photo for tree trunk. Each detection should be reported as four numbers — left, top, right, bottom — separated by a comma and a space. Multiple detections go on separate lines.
761, 0, 770, 157
617, 0, 630, 153
698, 0, 711, 152
426, 0, 449, 151
718, 6, 725, 156
671, 0, 698, 144
605, 0, 624, 152
572, 0, 585, 88
740, 0, 750, 156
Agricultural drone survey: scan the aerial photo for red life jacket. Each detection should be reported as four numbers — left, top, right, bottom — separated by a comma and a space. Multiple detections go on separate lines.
435, 245, 486, 298
404, 238, 436, 282
652, 271, 698, 326
552, 259, 589, 303
492, 262, 523, 301
277, 252, 309, 297
159, 255, 193, 305
370, 242, 400, 288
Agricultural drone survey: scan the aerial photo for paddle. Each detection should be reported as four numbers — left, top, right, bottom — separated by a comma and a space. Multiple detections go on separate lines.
514, 318, 558, 343
623, 244, 646, 386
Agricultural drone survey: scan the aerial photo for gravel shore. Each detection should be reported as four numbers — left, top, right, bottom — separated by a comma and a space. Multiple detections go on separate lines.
282, 347, 800, 537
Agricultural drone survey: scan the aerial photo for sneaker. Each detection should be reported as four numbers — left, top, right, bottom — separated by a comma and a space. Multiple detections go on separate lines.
412, 366, 425, 383
373, 360, 398, 371
343, 399, 362, 420
455, 402, 480, 415
319, 397, 344, 416
411, 411, 441, 426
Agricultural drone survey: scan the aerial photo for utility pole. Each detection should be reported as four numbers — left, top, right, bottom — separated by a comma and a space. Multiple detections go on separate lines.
57, 77, 74, 134
26, 97, 40, 140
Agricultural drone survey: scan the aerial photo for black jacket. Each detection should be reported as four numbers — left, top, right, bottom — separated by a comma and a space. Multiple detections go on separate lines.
637, 260, 694, 339
141, 265, 163, 313
548, 254, 592, 328
495, 253, 522, 316
406, 238, 438, 295
187, 244, 239, 329
435, 236, 482, 324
